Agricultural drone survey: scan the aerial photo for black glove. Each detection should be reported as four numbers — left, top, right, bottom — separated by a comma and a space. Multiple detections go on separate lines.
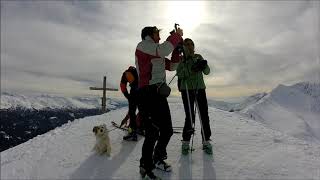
124, 92, 130, 100
198, 60, 207, 70
191, 60, 207, 72
174, 42, 184, 53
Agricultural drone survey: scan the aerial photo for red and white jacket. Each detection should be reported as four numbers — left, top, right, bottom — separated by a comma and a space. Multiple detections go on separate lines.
135, 33, 183, 88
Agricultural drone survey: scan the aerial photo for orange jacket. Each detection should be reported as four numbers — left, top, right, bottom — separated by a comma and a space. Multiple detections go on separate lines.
120, 66, 138, 99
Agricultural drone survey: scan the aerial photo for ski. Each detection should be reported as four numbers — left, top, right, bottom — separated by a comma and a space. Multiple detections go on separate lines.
111, 121, 182, 135
111, 121, 146, 135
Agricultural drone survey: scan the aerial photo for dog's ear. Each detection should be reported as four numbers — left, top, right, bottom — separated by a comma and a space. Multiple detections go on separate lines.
93, 126, 98, 134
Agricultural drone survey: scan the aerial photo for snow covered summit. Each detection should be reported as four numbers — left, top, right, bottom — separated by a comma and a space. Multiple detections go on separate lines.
1, 102, 320, 179
1, 82, 320, 179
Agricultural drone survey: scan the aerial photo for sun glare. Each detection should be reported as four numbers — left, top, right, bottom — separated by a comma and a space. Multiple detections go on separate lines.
165, 1, 206, 33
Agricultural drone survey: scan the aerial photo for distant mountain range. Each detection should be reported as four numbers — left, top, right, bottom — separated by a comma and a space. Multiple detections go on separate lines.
241, 82, 320, 142
207, 92, 268, 112
0, 93, 127, 152
1, 92, 127, 110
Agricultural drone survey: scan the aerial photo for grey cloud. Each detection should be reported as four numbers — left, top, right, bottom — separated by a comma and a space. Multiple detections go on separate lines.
1, 1, 319, 98
21, 70, 99, 86
1, 1, 155, 97
191, 1, 319, 92
2, 3, 131, 88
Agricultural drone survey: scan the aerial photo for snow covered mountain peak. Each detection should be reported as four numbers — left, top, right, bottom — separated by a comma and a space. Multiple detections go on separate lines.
291, 82, 320, 98
242, 82, 320, 142
271, 82, 320, 113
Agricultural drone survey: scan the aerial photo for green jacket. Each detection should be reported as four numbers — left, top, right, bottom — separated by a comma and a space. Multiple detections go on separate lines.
176, 53, 210, 90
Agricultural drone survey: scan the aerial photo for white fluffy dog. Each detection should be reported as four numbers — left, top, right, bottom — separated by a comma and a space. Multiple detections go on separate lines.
92, 124, 111, 156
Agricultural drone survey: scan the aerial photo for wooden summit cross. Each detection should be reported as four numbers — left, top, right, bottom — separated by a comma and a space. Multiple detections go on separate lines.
90, 76, 118, 112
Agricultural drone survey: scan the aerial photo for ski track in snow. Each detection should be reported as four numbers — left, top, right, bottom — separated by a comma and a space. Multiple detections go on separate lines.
1, 104, 320, 179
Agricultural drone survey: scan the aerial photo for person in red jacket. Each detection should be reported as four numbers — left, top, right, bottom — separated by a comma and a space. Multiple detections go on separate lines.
120, 66, 139, 141
135, 26, 183, 179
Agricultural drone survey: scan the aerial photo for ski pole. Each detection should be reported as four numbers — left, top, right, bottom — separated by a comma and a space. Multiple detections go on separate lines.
168, 74, 177, 85
190, 92, 197, 153
184, 82, 196, 153
173, 23, 196, 152
107, 126, 118, 133
174, 23, 197, 153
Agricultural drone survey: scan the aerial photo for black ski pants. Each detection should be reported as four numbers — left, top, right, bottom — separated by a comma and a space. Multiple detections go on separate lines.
128, 89, 138, 131
138, 85, 173, 172
181, 89, 211, 142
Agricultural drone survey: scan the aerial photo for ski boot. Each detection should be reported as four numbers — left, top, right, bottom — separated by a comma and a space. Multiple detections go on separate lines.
154, 159, 172, 172
202, 141, 213, 155
140, 166, 161, 180
123, 131, 137, 141
181, 141, 190, 155
136, 128, 145, 136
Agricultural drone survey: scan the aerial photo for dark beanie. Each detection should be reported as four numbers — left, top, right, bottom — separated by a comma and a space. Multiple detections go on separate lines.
141, 26, 159, 40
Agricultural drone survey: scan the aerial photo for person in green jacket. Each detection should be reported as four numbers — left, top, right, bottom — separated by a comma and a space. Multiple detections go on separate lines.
176, 38, 212, 155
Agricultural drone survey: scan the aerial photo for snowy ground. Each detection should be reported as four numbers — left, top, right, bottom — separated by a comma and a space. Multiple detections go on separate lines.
1, 103, 320, 179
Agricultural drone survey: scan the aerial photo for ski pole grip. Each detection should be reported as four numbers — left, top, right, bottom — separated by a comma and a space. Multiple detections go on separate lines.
170, 23, 180, 35
174, 23, 179, 31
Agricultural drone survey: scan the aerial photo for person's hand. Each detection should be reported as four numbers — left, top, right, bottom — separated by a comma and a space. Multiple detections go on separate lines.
176, 28, 183, 37
199, 60, 207, 67
174, 42, 184, 53
124, 92, 130, 100
191, 60, 207, 72
198, 60, 208, 71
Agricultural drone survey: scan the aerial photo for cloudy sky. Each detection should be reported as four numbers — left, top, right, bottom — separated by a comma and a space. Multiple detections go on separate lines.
1, 1, 319, 98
